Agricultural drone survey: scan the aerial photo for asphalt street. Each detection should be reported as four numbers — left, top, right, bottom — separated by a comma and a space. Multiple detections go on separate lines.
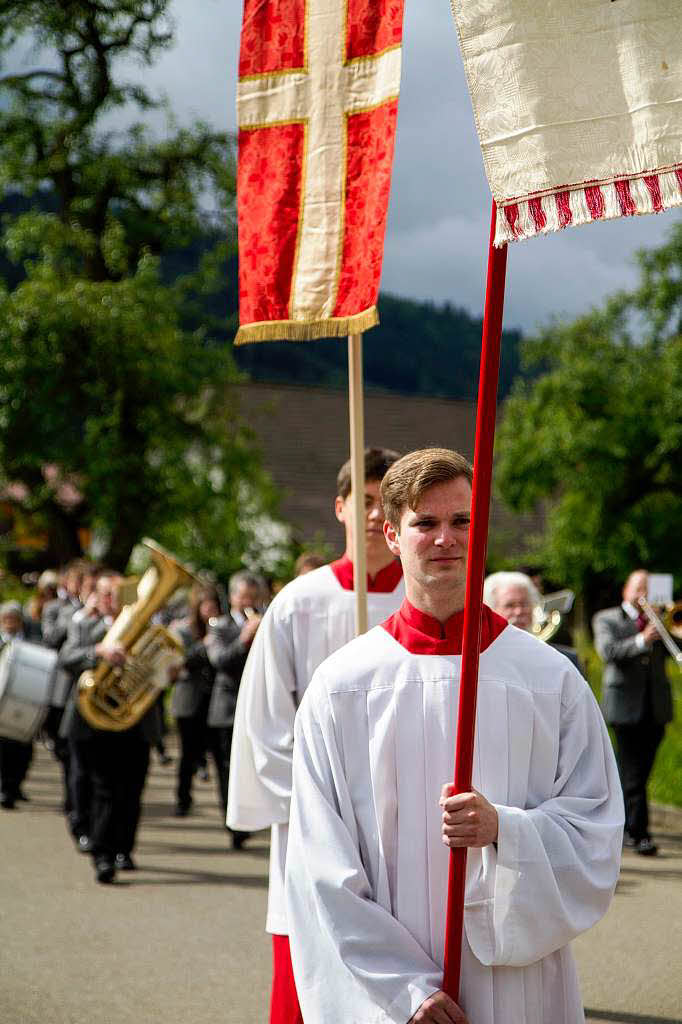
1, 741, 680, 1024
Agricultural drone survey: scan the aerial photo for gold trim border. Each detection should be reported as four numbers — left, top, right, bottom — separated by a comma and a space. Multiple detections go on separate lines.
239, 0, 309, 81
288, 119, 309, 319
235, 307, 379, 345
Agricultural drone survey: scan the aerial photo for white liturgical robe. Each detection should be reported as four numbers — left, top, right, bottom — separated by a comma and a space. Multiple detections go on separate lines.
227, 557, 404, 934
285, 602, 624, 1024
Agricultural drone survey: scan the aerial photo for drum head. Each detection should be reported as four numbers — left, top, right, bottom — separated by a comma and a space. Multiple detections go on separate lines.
0, 641, 57, 742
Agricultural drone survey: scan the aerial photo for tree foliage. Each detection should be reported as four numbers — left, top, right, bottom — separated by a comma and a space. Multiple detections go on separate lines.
496, 221, 682, 605
0, 1, 284, 575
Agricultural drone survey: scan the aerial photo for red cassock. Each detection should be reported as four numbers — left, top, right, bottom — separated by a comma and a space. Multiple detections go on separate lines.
236, 0, 405, 343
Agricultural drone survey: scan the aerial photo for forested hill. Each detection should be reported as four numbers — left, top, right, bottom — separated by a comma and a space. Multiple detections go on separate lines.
1, 193, 523, 401
233, 290, 523, 401
219, 251, 523, 401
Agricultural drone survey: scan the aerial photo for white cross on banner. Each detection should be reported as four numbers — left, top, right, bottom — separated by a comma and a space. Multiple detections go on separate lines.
450, 0, 682, 245
236, 0, 404, 344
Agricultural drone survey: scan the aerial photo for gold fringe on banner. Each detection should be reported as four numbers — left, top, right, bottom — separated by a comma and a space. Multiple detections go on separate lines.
234, 306, 379, 346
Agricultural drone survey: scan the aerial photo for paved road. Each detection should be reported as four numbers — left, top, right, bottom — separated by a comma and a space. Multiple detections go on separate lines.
1, 742, 680, 1024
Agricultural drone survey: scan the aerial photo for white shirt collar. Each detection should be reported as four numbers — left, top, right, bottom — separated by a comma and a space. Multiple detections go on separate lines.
622, 601, 639, 620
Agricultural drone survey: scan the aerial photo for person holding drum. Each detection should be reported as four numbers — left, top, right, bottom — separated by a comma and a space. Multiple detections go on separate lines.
0, 602, 34, 809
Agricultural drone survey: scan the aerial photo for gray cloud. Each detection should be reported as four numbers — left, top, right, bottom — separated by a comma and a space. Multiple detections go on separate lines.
8, 0, 680, 334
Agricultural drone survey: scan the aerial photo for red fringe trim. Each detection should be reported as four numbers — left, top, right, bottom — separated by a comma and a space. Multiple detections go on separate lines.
495, 165, 682, 246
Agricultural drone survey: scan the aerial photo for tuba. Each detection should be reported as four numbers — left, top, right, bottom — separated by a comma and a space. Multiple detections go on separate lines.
77, 539, 199, 731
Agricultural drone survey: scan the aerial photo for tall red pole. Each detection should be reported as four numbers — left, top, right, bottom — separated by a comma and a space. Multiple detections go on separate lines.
442, 201, 508, 999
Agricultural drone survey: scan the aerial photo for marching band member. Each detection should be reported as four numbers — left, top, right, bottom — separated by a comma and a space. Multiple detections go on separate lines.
593, 569, 674, 856
171, 584, 224, 819
227, 447, 405, 1024
285, 448, 623, 1024
483, 570, 583, 672
195, 571, 265, 843
59, 573, 162, 882
0, 602, 33, 809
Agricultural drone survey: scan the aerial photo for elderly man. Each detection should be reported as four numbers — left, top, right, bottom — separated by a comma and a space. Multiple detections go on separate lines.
286, 448, 623, 1024
484, 570, 582, 672
482, 570, 540, 631
592, 569, 673, 856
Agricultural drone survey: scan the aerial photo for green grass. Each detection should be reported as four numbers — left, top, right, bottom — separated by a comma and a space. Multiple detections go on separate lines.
578, 636, 682, 808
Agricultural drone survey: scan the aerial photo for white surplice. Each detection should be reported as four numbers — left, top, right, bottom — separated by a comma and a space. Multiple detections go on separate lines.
285, 621, 624, 1024
226, 562, 404, 934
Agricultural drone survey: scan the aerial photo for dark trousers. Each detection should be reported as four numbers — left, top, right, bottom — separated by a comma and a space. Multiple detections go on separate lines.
176, 715, 229, 814
45, 707, 72, 814
613, 717, 665, 841
0, 738, 32, 801
79, 729, 150, 859
68, 736, 93, 838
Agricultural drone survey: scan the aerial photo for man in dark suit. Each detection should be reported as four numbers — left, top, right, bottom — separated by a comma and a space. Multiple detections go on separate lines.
205, 570, 265, 849
59, 573, 162, 882
593, 569, 674, 856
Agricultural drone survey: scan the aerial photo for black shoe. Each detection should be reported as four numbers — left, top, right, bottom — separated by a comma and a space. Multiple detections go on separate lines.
77, 834, 94, 854
623, 832, 637, 849
230, 830, 249, 851
174, 802, 191, 817
115, 853, 136, 871
94, 857, 116, 884
0, 793, 16, 810
636, 837, 658, 856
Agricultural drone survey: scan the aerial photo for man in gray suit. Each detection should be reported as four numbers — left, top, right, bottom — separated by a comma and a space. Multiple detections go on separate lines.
593, 569, 674, 856
205, 570, 265, 849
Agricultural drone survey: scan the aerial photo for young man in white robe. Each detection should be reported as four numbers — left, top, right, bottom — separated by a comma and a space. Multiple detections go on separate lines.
227, 446, 406, 1024
285, 448, 624, 1024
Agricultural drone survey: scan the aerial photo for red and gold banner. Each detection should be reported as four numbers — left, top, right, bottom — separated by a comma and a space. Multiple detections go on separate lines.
236, 0, 405, 344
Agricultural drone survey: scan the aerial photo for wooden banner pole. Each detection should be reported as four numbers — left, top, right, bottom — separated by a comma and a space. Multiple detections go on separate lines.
442, 202, 508, 1000
348, 333, 368, 636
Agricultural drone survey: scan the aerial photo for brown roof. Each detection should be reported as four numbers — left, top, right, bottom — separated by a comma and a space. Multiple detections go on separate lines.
237, 381, 543, 561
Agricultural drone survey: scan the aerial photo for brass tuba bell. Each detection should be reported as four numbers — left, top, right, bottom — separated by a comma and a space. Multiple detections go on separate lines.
77, 539, 199, 731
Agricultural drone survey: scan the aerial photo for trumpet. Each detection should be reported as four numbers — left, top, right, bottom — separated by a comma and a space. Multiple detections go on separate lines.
638, 598, 682, 665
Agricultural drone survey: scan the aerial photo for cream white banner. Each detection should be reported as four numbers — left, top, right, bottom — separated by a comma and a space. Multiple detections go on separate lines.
450, 0, 682, 244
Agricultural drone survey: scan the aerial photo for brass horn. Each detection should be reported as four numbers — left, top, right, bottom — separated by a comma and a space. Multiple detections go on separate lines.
638, 597, 682, 666
531, 589, 575, 644
77, 539, 200, 731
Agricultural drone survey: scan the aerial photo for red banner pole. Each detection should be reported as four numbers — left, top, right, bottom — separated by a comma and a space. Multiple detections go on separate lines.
442, 201, 508, 1000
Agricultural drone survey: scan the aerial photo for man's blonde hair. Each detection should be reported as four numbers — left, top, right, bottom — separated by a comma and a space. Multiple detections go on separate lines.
380, 448, 473, 528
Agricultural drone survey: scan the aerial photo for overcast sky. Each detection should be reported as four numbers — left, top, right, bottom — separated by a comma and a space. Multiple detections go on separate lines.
16, 0, 682, 334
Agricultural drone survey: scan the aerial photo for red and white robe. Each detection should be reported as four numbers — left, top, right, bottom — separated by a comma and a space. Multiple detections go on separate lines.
286, 600, 624, 1023
227, 556, 404, 935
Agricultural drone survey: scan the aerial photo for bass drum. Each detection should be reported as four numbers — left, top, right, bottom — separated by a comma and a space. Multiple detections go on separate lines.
0, 640, 58, 743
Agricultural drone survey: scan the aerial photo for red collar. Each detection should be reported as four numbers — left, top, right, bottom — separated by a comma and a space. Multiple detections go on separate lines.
329, 554, 404, 594
382, 598, 508, 655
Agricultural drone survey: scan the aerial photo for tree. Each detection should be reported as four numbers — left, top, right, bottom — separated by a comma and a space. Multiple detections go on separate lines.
495, 221, 682, 609
0, 1, 285, 574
